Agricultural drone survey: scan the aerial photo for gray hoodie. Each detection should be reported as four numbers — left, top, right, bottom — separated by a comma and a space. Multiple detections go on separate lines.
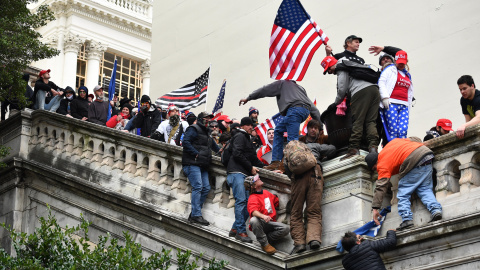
334, 60, 378, 105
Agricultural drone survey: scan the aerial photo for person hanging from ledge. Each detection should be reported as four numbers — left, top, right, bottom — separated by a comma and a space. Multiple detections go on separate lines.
456, 75, 480, 139
246, 174, 289, 255
365, 137, 443, 231
423, 118, 453, 142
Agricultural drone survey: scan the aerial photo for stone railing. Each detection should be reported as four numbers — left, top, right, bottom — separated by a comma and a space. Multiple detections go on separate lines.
105, 0, 152, 18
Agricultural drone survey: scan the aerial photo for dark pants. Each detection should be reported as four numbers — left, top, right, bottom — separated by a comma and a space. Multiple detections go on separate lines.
350, 85, 380, 149
290, 164, 323, 245
250, 217, 290, 246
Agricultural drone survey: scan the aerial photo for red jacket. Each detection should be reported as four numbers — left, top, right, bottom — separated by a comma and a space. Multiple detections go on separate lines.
247, 189, 279, 221
106, 113, 130, 128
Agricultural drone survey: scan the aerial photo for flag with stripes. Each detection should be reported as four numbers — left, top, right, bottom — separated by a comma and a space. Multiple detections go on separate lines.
156, 68, 210, 110
254, 113, 285, 145
212, 80, 226, 115
269, 0, 328, 81
301, 98, 316, 135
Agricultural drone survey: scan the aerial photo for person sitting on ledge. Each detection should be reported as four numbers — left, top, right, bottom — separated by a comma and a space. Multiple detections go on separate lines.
424, 118, 453, 142
365, 137, 443, 231
247, 174, 290, 255
341, 230, 397, 270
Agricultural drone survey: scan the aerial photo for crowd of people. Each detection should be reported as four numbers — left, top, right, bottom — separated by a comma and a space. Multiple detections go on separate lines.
2, 34, 479, 265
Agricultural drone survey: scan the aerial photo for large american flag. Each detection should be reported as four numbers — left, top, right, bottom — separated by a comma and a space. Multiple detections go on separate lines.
254, 113, 285, 146
212, 80, 226, 115
269, 0, 328, 81
156, 68, 209, 111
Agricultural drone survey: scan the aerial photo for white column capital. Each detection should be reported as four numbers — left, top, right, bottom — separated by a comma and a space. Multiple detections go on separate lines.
64, 32, 84, 54
141, 59, 151, 78
86, 40, 107, 61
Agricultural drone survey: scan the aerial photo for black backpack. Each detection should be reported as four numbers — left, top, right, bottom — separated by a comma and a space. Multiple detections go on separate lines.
336, 62, 380, 84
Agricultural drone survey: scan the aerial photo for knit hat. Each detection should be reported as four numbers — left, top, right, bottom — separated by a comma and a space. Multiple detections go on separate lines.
88, 94, 95, 100
249, 107, 259, 116
240, 116, 254, 126
119, 97, 132, 108
378, 52, 394, 66
140, 95, 151, 104
186, 112, 197, 125
365, 152, 378, 171
121, 102, 133, 115
321, 56, 338, 75
78, 86, 88, 95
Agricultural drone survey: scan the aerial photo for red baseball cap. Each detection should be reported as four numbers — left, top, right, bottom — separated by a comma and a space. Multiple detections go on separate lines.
38, 69, 51, 77
321, 56, 337, 75
395, 50, 408, 65
217, 115, 233, 123
437, 118, 453, 131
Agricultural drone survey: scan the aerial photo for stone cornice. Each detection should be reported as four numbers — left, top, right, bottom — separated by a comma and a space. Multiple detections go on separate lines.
140, 59, 151, 77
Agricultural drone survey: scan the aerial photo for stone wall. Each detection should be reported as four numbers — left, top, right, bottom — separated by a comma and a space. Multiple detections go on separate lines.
1, 110, 480, 269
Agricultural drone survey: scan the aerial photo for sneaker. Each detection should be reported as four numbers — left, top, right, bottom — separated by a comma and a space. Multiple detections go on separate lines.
189, 216, 210, 226
340, 148, 359, 161
309, 240, 321, 250
229, 229, 237, 237
262, 244, 276, 255
289, 244, 307, 255
429, 212, 442, 223
396, 220, 414, 231
264, 161, 281, 171
235, 232, 253, 243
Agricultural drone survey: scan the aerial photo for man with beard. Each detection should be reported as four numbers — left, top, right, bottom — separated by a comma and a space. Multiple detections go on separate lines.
156, 103, 188, 146
182, 112, 220, 225
71, 86, 89, 121
88, 85, 109, 126
33, 69, 64, 111
249, 106, 259, 125
132, 95, 162, 138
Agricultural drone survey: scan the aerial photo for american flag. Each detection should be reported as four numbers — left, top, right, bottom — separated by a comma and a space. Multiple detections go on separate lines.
212, 80, 226, 115
156, 68, 209, 111
254, 113, 285, 145
269, 0, 328, 81
301, 98, 316, 135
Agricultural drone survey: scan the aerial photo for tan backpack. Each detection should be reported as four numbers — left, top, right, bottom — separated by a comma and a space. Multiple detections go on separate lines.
283, 140, 317, 175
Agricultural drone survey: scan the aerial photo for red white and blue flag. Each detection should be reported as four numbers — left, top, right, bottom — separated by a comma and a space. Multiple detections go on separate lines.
254, 113, 285, 146
269, 0, 328, 81
212, 80, 226, 117
156, 68, 209, 111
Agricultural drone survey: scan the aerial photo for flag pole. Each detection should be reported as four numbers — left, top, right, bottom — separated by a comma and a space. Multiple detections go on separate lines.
205, 63, 212, 111
296, 0, 327, 44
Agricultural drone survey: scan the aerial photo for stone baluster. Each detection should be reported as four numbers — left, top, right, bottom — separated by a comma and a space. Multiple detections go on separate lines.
211, 174, 228, 205
73, 136, 84, 159
158, 158, 173, 186
64, 133, 75, 159
112, 149, 126, 170
171, 160, 188, 193
101, 145, 115, 168
81, 139, 94, 160
45, 129, 55, 152
146, 157, 161, 183
91, 140, 104, 166
227, 187, 235, 209
123, 149, 137, 175
29, 127, 40, 146
53, 131, 65, 156
38, 125, 48, 146
134, 154, 149, 179
459, 161, 480, 193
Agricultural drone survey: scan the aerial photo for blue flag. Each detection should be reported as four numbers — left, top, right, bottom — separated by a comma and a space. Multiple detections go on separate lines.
107, 58, 118, 120
137, 98, 141, 135
212, 80, 226, 115
336, 206, 391, 253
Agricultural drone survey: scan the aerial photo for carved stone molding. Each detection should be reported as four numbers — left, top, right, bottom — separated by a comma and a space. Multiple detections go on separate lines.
86, 40, 107, 61
63, 32, 84, 53
141, 59, 151, 77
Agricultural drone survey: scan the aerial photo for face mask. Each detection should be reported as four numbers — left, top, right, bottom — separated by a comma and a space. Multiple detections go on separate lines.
67, 95, 73, 100
96, 95, 104, 101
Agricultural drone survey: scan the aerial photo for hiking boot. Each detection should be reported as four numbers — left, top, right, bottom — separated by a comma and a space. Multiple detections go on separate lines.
396, 220, 414, 231
262, 244, 276, 255
429, 212, 442, 223
289, 244, 307, 255
369, 146, 378, 153
340, 148, 359, 161
309, 240, 321, 250
235, 232, 253, 243
228, 229, 237, 237
264, 160, 281, 171
189, 216, 210, 226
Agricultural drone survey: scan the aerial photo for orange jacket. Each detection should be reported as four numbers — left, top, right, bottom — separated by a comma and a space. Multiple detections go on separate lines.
377, 138, 423, 179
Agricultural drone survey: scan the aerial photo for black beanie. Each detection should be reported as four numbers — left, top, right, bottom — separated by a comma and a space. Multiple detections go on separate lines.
365, 152, 378, 170
140, 95, 151, 104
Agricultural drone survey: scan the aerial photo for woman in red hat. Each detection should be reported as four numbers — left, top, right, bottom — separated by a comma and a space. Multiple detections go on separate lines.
378, 50, 413, 141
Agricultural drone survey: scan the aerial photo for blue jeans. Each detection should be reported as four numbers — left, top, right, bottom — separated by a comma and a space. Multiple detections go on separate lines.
183, 165, 210, 217
272, 106, 310, 161
34, 90, 62, 112
227, 173, 249, 233
397, 164, 442, 221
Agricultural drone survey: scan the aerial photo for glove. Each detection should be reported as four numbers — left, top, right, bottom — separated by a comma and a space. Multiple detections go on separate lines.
382, 98, 390, 110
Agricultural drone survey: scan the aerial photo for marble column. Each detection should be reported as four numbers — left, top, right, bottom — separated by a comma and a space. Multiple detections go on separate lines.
141, 59, 151, 96
85, 41, 107, 91
63, 33, 84, 89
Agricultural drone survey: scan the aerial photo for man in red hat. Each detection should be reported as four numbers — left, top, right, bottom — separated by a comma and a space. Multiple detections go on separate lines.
424, 119, 453, 141
217, 114, 233, 134
33, 69, 64, 111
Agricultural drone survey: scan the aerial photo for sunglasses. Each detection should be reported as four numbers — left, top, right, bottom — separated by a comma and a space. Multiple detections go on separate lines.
209, 124, 218, 127
141, 102, 149, 106
79, 90, 86, 93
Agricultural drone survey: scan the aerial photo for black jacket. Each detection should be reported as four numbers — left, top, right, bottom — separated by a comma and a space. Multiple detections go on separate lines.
342, 230, 397, 270
182, 124, 217, 168
132, 105, 162, 137
33, 79, 59, 107
71, 97, 90, 119
227, 129, 264, 175
56, 92, 77, 115
333, 50, 365, 65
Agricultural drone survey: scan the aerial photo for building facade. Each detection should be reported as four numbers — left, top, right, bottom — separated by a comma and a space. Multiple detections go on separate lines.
29, 0, 153, 100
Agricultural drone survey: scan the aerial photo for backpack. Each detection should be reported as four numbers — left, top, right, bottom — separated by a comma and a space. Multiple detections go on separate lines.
336, 62, 380, 84
283, 140, 317, 175
221, 141, 233, 167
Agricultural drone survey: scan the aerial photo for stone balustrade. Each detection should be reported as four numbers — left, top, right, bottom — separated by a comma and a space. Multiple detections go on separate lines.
2, 109, 480, 269
105, 0, 152, 18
